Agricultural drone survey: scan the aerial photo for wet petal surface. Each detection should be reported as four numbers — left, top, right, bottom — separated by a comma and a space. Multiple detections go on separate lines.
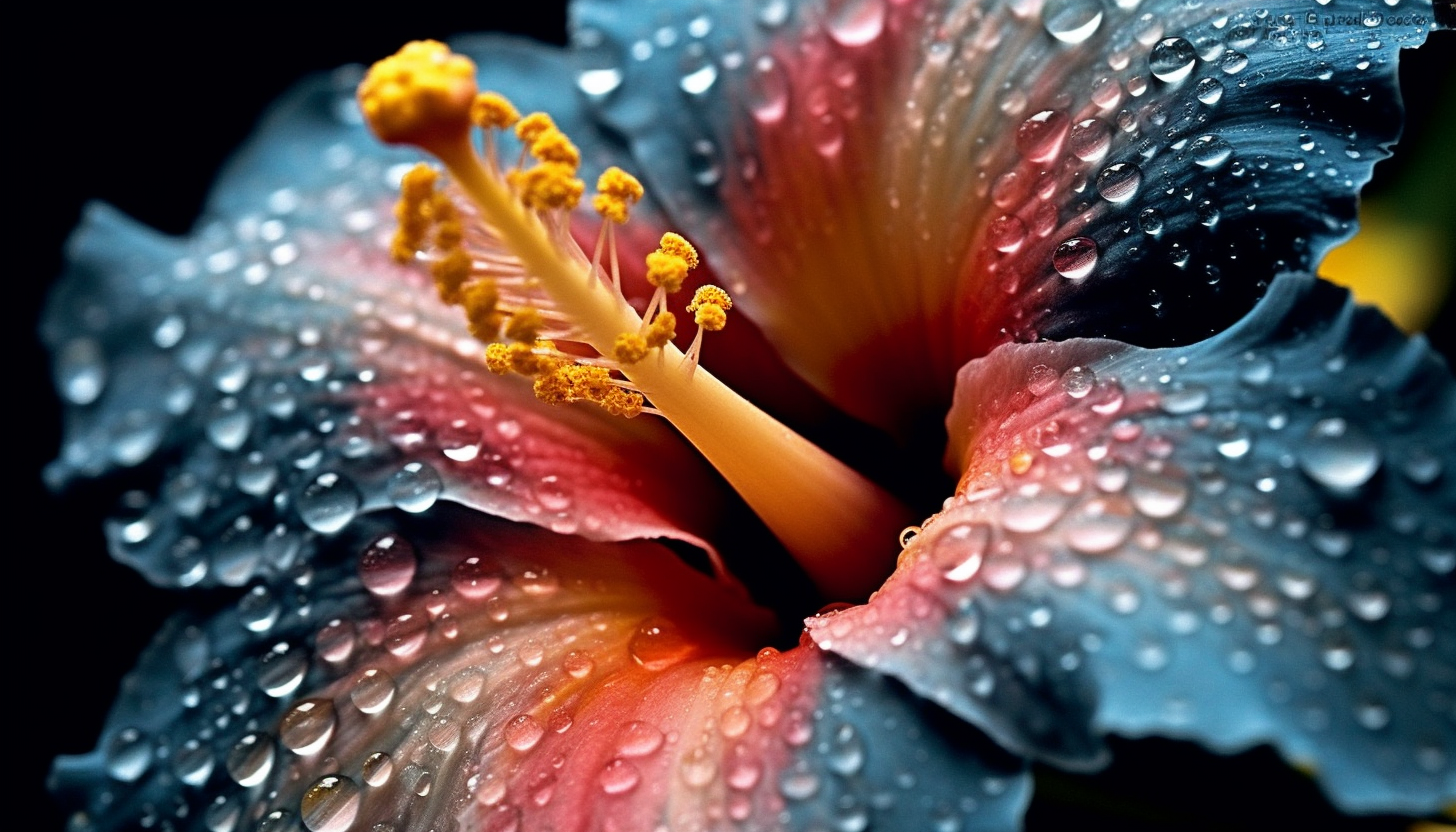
810, 274, 1456, 812
43, 51, 725, 589
53, 508, 1030, 832
572, 0, 1434, 430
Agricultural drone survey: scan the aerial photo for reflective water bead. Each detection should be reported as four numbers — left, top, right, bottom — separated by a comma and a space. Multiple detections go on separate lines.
358, 533, 418, 596
386, 461, 443, 513
1042, 0, 1105, 43
1052, 237, 1099, 279
300, 775, 361, 832
279, 699, 338, 756
296, 472, 361, 534
1148, 37, 1198, 82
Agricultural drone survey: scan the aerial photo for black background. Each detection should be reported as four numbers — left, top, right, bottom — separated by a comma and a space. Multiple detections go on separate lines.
14, 6, 1453, 831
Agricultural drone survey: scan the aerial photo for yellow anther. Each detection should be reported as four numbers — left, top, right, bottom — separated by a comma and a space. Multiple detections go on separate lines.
614, 332, 650, 364
645, 311, 676, 348
533, 366, 574, 405
400, 163, 440, 201
515, 112, 556, 145
431, 249, 474, 305
505, 307, 544, 342
568, 366, 615, 401
462, 280, 502, 340
512, 163, 585, 211
435, 219, 464, 251
644, 251, 689, 293
530, 128, 581, 168
694, 303, 728, 332
658, 232, 699, 270
484, 342, 512, 375
687, 285, 732, 313
600, 387, 645, 418
358, 41, 478, 154
593, 167, 644, 224
471, 91, 520, 129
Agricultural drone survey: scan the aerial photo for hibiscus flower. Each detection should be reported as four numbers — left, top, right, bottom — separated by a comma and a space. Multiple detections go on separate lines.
38, 1, 1454, 831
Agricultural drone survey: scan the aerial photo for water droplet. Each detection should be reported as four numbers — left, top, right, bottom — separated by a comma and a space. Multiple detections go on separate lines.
387, 461, 443, 513
1160, 384, 1209, 414
1129, 471, 1189, 518
826, 724, 865, 776
748, 56, 789, 123
385, 613, 429, 657
779, 762, 821, 801
226, 733, 275, 787
577, 67, 623, 99
1069, 117, 1112, 162
1299, 418, 1380, 489
599, 758, 641, 794
297, 472, 361, 534
1062, 366, 1097, 398
825, 0, 887, 47
1096, 162, 1142, 203
930, 522, 989, 583
1042, 0, 1105, 43
301, 775, 361, 832
280, 699, 337, 756
1002, 490, 1071, 533
450, 556, 502, 599
359, 534, 417, 596
680, 746, 719, 788
988, 215, 1028, 253
1195, 76, 1224, 104
505, 714, 545, 752
1190, 134, 1233, 168
1016, 110, 1071, 163
57, 337, 107, 405
1149, 37, 1197, 82
1217, 429, 1253, 459
362, 751, 393, 787
679, 60, 719, 96
629, 617, 695, 671
1348, 590, 1391, 621
1064, 497, 1135, 554
1053, 237, 1099, 279
617, 721, 665, 757
350, 668, 396, 714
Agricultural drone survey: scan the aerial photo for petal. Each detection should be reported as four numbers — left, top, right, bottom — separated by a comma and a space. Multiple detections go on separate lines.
571, 0, 1438, 430
809, 273, 1456, 813
53, 508, 1030, 832
43, 50, 725, 590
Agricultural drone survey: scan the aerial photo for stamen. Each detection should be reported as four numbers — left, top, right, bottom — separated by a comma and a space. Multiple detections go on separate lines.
359, 43, 914, 598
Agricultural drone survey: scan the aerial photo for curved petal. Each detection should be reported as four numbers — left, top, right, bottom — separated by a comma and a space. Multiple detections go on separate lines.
52, 507, 1030, 832
809, 273, 1456, 813
42, 48, 726, 589
571, 0, 1437, 430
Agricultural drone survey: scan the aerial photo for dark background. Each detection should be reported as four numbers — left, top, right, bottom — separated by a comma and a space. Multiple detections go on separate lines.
14, 7, 1453, 831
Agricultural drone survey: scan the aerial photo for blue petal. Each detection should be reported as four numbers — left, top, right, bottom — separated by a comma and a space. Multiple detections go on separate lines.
811, 273, 1456, 813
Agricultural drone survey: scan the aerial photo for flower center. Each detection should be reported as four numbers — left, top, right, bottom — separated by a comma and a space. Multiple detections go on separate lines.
358, 41, 914, 600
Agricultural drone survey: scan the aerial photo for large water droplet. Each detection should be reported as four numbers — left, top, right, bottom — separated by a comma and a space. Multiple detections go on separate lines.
1190, 134, 1233, 168
226, 733, 275, 787
257, 643, 309, 698
504, 714, 545, 752
1016, 110, 1071, 163
362, 751, 393, 787
358, 533, 417, 596
350, 668, 396, 714
1043, 0, 1105, 43
104, 728, 153, 782
1195, 76, 1225, 105
301, 775, 361, 832
1096, 162, 1142, 203
56, 337, 107, 405
1299, 418, 1380, 489
1069, 117, 1112, 162
1128, 470, 1189, 518
629, 617, 696, 671
297, 472, 361, 534
988, 215, 1028, 253
280, 699, 337, 756
929, 522, 990, 583
1053, 237, 1099, 279
1064, 497, 1134, 554
617, 721, 665, 757
599, 758, 641, 795
825, 0, 887, 46
387, 461, 443, 512
1149, 37, 1197, 82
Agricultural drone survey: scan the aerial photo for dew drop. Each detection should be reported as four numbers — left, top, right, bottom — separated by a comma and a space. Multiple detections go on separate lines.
257, 644, 309, 698
387, 461, 443, 513
362, 752, 393, 787
350, 668, 396, 715
226, 733, 275, 787
358, 534, 417, 597
988, 215, 1028, 253
1062, 366, 1097, 398
301, 775, 361, 832
297, 472, 361, 534
629, 617, 696, 671
1053, 237, 1099, 279
1042, 0, 1105, 43
451, 556, 502, 599
599, 758, 641, 795
1068, 117, 1113, 162
1298, 418, 1380, 489
825, 0, 887, 47
748, 56, 790, 123
384, 613, 429, 657
1128, 471, 1189, 518
930, 522, 990, 583
1096, 162, 1142, 203
1064, 497, 1135, 554
1016, 110, 1071, 163
1195, 76, 1225, 104
576, 67, 623, 99
564, 650, 596, 679
505, 714, 545, 751
617, 721, 665, 757
279, 699, 337, 756
1148, 37, 1197, 82
57, 337, 107, 405
1190, 134, 1233, 168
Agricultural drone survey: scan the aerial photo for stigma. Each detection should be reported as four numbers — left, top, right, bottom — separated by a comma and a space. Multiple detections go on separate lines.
358, 41, 913, 599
